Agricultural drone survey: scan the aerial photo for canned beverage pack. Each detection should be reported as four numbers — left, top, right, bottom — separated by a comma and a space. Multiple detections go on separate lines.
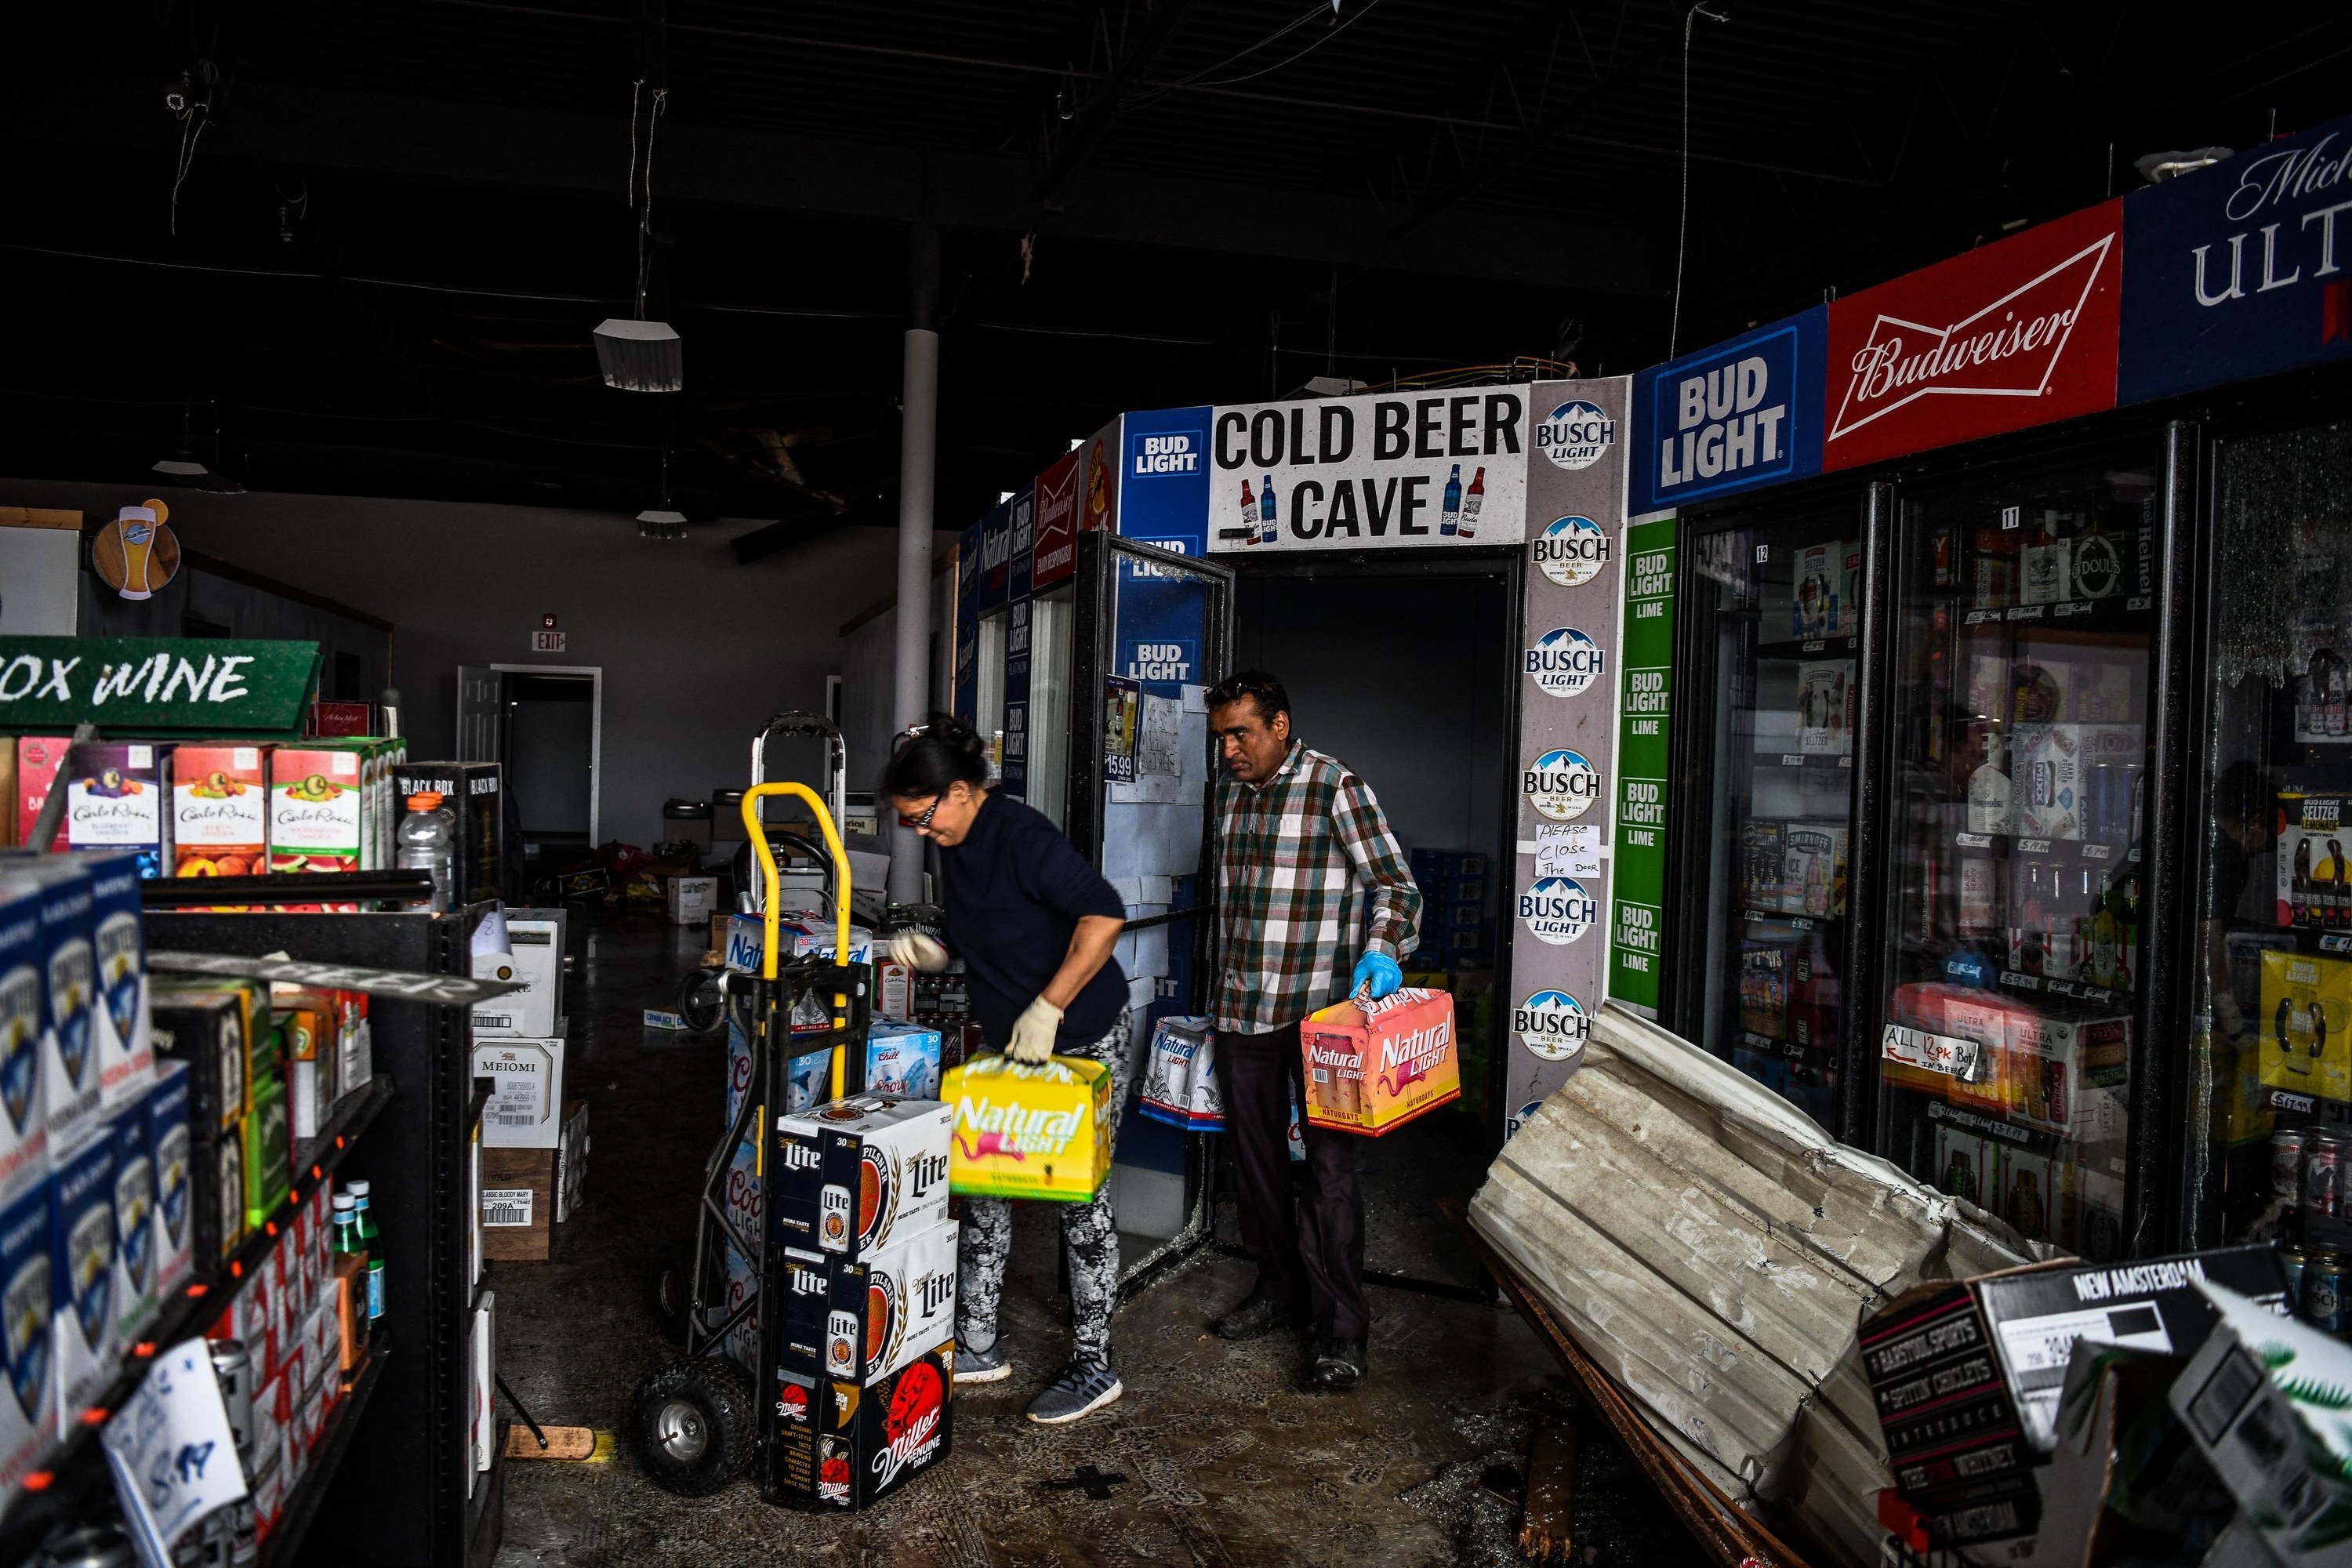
2274, 1127, 2313, 1201
772, 1218, 956, 1389
2309, 1250, 2347, 1333
770, 1096, 951, 1263
765, 1338, 953, 1512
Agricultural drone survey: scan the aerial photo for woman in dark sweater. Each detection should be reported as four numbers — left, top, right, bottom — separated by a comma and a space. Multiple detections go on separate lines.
881, 714, 1130, 1425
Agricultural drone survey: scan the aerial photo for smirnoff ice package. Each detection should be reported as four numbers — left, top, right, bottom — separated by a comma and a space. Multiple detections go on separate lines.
771, 1096, 952, 1263
0, 873, 50, 1203
767, 1338, 953, 1511
0, 1180, 54, 1490
49, 1131, 116, 1436
81, 852, 153, 1113
148, 1059, 193, 1301
172, 744, 270, 878
773, 1218, 957, 1386
107, 1091, 157, 1342
64, 742, 173, 880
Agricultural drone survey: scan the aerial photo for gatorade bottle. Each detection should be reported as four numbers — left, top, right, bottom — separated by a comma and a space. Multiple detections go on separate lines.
347, 1178, 387, 1322
397, 792, 458, 912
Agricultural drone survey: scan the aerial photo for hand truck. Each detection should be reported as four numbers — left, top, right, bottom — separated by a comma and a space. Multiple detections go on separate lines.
630, 780, 873, 1497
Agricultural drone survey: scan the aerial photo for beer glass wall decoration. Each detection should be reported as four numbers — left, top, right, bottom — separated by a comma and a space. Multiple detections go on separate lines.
93, 500, 183, 601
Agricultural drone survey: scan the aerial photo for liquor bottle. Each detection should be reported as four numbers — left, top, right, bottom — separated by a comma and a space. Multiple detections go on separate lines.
1258, 474, 1278, 544
2014, 861, 2046, 975
1441, 463, 1462, 536
2021, 509, 2071, 607
348, 1177, 386, 1322
1926, 608, 1950, 765
1966, 729, 2013, 834
1460, 466, 1484, 539
1238, 479, 1258, 544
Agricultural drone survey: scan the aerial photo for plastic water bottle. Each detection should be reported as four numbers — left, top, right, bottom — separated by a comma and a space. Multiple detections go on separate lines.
397, 790, 457, 911
347, 1178, 387, 1322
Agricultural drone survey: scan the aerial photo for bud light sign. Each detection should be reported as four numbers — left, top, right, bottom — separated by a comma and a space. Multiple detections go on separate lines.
1534, 400, 1615, 470
1533, 515, 1610, 588
1526, 627, 1604, 699
1122, 639, 1194, 682
1514, 989, 1590, 1062
1523, 749, 1601, 821
1632, 310, 1826, 512
1519, 876, 1598, 945
1118, 406, 1212, 561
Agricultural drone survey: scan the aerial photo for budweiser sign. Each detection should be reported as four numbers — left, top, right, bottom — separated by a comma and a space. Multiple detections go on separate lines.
1824, 200, 2122, 470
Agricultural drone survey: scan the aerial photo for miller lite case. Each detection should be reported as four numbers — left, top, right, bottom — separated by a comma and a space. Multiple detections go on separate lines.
772, 1218, 958, 1388
48, 1131, 117, 1436
107, 1091, 158, 1344
0, 873, 52, 1205
82, 852, 154, 1113
0, 1179, 54, 1490
148, 1061, 193, 1301
766, 1339, 953, 1511
771, 1096, 953, 1265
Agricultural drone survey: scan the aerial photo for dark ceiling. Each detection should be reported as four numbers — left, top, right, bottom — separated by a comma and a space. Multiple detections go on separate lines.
3, 2, 2347, 552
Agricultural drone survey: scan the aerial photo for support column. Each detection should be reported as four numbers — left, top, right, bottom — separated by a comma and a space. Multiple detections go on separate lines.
888, 221, 942, 905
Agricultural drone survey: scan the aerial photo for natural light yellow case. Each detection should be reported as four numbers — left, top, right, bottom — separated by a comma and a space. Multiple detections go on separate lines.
942, 1053, 1112, 1202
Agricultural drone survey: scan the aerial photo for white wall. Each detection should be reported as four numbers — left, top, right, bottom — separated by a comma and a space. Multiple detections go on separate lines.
2, 477, 950, 848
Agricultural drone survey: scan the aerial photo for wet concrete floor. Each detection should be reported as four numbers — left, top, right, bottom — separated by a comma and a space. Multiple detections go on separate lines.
488, 912, 1697, 1567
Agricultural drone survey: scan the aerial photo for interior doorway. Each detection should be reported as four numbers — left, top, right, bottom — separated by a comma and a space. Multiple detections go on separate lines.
459, 664, 603, 858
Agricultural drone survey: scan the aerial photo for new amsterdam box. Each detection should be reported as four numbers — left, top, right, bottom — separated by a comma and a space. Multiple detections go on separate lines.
771, 1096, 951, 1262
765, 1339, 953, 1511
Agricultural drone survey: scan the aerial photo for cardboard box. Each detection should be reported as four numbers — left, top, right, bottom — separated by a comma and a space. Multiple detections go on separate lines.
17, 860, 102, 1156
172, 744, 270, 879
555, 1100, 587, 1224
765, 1339, 953, 1511
470, 1290, 495, 1483
773, 1219, 957, 1387
470, 909, 563, 1038
1791, 541, 1840, 637
82, 853, 154, 1115
773, 1097, 952, 1260
2005, 1011, 2130, 1138
2259, 949, 2352, 1102
244, 1069, 290, 1229
149, 986, 251, 1134
2013, 724, 2084, 840
2275, 793, 2351, 930
0, 871, 53, 1203
268, 746, 365, 877
1739, 941, 1789, 1040
393, 762, 502, 906
1782, 822, 1847, 918
147, 1059, 192, 1301
665, 875, 718, 927
1299, 989, 1461, 1136
107, 1091, 157, 1344
285, 1007, 332, 1142
481, 1145, 556, 1261
65, 742, 174, 880
1795, 661, 1853, 756
14, 737, 71, 852
49, 1133, 117, 1436
473, 1036, 566, 1148
943, 1053, 1112, 1199
0, 1180, 56, 1489
862, 1020, 941, 1100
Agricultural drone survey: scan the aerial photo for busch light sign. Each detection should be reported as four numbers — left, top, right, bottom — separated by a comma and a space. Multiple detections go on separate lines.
1526, 627, 1605, 699
1632, 310, 1826, 512
1519, 877, 1599, 946
1515, 989, 1590, 1062
1524, 749, 1601, 821
1533, 399, 1615, 470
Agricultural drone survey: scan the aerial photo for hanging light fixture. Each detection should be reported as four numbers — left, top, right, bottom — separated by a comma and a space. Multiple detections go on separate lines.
152, 402, 245, 492
599, 82, 681, 392
637, 439, 688, 539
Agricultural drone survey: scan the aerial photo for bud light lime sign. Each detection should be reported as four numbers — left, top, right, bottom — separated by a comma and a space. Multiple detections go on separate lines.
1534, 515, 1610, 588
1631, 310, 1825, 512
1526, 627, 1605, 699
1514, 989, 1589, 1062
1519, 877, 1598, 945
1534, 400, 1615, 470
1524, 749, 1600, 821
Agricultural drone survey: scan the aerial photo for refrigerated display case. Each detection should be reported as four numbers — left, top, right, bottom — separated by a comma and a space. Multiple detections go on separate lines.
1870, 445, 2161, 1263
2184, 412, 2352, 1248
1666, 499, 1866, 1131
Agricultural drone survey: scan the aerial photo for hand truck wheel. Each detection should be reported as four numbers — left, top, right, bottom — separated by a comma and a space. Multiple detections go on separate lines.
630, 1356, 757, 1496
675, 967, 723, 1033
651, 1241, 710, 1347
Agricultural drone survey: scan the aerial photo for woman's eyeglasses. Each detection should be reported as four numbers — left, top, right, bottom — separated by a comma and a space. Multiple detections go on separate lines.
897, 796, 944, 832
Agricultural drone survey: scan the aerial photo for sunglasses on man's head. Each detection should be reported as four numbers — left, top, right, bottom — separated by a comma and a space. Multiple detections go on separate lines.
897, 796, 944, 831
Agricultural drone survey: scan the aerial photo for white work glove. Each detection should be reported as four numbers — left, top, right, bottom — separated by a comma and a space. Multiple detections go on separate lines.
1007, 996, 1064, 1065
885, 932, 950, 973
2216, 992, 2248, 1040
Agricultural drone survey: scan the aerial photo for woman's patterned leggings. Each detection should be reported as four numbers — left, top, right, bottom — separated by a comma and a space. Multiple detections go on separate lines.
956, 1010, 1132, 1369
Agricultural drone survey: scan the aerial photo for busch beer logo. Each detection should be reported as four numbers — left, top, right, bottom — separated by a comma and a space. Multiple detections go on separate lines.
1830, 234, 2114, 446
1515, 990, 1589, 1063
1535, 400, 1615, 470
1524, 749, 1601, 822
1534, 515, 1610, 587
1504, 1099, 1544, 1140
1526, 627, 1605, 699
1519, 876, 1598, 946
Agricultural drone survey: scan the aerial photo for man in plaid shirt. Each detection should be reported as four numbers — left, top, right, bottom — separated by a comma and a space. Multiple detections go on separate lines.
1204, 670, 1420, 1392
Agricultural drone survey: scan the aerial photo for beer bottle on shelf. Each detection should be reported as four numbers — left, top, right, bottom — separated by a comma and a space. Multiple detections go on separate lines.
348, 1177, 387, 1322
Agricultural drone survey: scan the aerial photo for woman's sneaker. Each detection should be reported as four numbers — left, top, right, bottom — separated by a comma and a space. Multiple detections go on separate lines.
960, 1336, 1012, 1384
1026, 1361, 1123, 1425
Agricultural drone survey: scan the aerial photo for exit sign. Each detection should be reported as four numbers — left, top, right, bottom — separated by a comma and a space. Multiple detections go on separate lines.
532, 630, 566, 652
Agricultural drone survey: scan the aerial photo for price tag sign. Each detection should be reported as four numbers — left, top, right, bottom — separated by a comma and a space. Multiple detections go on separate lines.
1882, 1022, 1984, 1083
101, 1337, 249, 1561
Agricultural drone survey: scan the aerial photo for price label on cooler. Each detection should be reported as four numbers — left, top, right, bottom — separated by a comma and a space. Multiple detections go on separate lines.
1882, 1022, 1982, 1082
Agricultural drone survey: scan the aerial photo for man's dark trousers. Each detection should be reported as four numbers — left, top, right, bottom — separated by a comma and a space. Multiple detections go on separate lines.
1219, 1023, 1369, 1341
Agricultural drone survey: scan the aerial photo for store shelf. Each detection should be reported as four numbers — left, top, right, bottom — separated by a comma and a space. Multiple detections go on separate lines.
1956, 592, 2153, 632
259, 1344, 392, 1568
1950, 829, 2140, 868
1754, 634, 1860, 659
0, 1076, 394, 1559
1740, 906, 1842, 933
1994, 969, 2136, 1007
1750, 751, 1853, 771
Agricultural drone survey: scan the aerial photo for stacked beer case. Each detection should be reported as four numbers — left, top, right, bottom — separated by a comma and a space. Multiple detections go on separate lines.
763, 1094, 956, 1510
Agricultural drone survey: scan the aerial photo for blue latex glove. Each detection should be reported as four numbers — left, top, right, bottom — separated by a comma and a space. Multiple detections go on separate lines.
1352, 951, 1403, 1002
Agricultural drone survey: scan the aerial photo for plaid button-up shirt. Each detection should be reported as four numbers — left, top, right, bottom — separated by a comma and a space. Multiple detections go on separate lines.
1211, 739, 1421, 1033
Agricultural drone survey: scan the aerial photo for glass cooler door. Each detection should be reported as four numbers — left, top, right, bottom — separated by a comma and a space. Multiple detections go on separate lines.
1680, 510, 1864, 1130
1875, 450, 2158, 1263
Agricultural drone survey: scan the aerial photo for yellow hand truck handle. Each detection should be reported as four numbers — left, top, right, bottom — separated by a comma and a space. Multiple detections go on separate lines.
741, 782, 855, 1103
